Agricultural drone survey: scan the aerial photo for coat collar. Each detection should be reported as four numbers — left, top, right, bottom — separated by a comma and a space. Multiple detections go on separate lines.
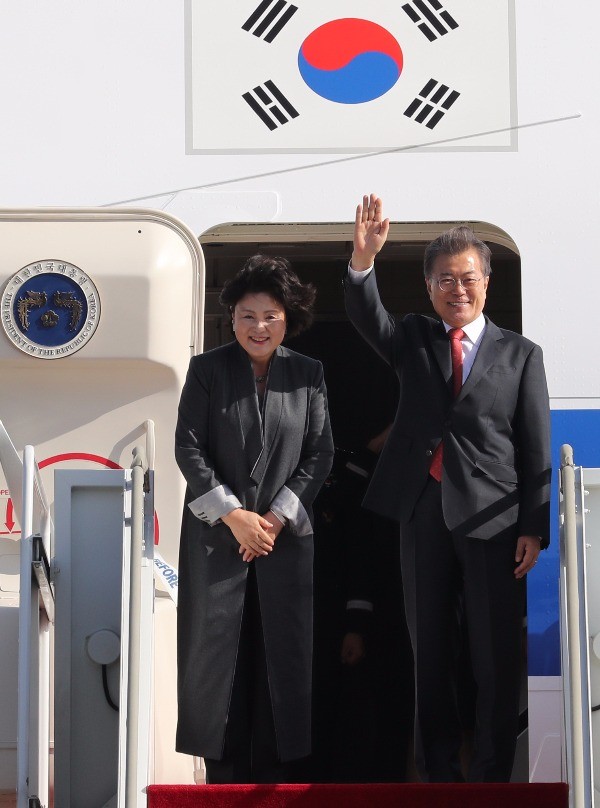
231, 341, 285, 484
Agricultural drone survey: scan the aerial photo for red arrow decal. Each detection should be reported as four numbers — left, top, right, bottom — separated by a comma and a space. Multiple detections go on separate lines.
5, 498, 15, 533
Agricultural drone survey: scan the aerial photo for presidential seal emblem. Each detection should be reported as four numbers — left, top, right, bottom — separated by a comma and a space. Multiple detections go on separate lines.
1, 260, 101, 359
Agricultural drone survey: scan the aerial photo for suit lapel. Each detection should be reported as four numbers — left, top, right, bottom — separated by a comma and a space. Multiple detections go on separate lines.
456, 318, 504, 403
250, 346, 284, 484
231, 342, 285, 485
231, 342, 263, 475
429, 319, 453, 389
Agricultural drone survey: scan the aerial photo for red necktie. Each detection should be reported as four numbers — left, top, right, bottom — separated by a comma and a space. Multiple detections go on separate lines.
429, 328, 465, 481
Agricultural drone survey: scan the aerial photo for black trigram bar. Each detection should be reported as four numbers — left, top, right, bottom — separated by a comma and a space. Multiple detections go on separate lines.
402, 0, 458, 42
243, 80, 299, 130
404, 79, 460, 129
242, 0, 298, 43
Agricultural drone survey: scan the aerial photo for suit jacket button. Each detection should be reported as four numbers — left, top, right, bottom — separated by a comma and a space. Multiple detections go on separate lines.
425, 449, 433, 457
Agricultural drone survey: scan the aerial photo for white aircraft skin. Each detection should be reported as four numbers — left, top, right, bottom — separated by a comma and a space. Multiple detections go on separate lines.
0, 0, 596, 796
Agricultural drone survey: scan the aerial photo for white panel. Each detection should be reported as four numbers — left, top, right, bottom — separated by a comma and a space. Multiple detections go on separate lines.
0, 607, 18, 776
0, 209, 201, 567
0, 539, 19, 598
582, 469, 600, 796
0, 211, 202, 792
54, 469, 127, 808
152, 598, 194, 785
165, 191, 281, 233
528, 676, 564, 782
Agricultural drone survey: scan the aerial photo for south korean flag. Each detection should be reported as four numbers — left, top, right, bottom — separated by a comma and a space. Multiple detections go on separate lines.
188, 0, 515, 152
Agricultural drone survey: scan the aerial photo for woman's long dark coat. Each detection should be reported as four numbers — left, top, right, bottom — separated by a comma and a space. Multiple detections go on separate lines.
175, 340, 334, 761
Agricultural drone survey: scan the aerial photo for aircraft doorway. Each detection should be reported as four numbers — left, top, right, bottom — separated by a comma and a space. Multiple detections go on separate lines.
199, 222, 523, 782
199, 222, 522, 353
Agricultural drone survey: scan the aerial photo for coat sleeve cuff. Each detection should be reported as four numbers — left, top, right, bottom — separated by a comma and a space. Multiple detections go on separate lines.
269, 507, 287, 526
347, 263, 374, 283
188, 485, 242, 526
270, 485, 312, 536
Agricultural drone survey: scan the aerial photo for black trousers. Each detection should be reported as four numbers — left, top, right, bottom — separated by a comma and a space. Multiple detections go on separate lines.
400, 477, 525, 783
204, 565, 294, 784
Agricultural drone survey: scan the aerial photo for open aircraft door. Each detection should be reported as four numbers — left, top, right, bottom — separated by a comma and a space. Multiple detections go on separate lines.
0, 208, 206, 802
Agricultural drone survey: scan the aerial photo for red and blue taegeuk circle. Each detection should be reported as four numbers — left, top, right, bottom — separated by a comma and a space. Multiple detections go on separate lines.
297, 18, 403, 104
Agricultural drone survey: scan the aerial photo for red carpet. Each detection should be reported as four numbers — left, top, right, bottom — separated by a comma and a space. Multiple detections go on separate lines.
147, 782, 568, 808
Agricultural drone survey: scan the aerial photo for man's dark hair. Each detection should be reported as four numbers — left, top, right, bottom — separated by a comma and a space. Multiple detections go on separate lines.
423, 226, 492, 278
219, 254, 316, 338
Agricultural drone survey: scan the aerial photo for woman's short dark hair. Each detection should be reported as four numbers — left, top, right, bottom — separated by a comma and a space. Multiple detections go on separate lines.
219, 254, 316, 338
423, 226, 492, 278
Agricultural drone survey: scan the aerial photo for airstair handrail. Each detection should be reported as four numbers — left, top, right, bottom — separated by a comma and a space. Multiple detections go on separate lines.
17, 445, 52, 808
143, 419, 155, 471
125, 445, 149, 808
560, 444, 594, 808
8, 429, 153, 807
17, 446, 34, 808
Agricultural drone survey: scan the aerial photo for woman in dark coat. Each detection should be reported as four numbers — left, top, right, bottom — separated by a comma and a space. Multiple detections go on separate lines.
175, 255, 334, 783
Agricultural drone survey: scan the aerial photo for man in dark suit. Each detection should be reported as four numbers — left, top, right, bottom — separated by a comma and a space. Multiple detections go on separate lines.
344, 195, 551, 783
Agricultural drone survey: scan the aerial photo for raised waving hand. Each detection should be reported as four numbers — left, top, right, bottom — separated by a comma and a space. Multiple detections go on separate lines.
351, 193, 390, 271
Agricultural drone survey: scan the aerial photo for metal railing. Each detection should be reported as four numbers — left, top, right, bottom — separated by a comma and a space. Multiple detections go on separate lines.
0, 420, 156, 808
560, 444, 594, 808
125, 444, 149, 808
18, 445, 53, 808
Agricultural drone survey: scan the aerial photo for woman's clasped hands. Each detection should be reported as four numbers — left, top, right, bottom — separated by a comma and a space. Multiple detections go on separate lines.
221, 507, 284, 562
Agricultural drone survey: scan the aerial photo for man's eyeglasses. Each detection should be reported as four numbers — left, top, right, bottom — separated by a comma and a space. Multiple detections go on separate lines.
435, 276, 483, 292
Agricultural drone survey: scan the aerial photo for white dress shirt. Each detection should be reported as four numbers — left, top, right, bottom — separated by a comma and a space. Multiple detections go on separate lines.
442, 314, 486, 383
